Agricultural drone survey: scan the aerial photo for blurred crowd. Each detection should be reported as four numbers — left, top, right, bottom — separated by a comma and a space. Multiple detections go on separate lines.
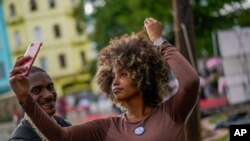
199, 57, 227, 100
55, 93, 119, 123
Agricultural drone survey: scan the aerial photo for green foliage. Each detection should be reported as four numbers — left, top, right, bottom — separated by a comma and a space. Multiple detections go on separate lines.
193, 0, 250, 57
216, 132, 229, 141
91, 0, 172, 50
73, 0, 85, 34
81, 0, 250, 57
208, 113, 227, 124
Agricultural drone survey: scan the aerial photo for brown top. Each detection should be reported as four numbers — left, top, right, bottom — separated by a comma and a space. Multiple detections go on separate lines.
22, 42, 199, 141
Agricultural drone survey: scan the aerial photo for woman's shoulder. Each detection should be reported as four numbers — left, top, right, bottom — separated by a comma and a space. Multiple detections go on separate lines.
153, 100, 172, 116
85, 114, 122, 124
81, 114, 123, 130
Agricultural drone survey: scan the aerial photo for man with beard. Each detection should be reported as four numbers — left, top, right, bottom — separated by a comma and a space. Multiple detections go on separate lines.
9, 66, 71, 141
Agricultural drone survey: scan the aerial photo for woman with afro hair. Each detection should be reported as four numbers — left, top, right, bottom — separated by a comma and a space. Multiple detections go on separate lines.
9, 17, 199, 141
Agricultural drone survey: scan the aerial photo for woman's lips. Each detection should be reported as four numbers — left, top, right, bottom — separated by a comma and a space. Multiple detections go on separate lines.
112, 88, 122, 94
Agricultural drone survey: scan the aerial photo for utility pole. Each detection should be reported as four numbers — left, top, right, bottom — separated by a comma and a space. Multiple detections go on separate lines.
173, 0, 201, 141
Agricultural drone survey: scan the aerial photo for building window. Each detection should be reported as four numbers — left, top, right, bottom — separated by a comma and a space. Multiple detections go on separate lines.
30, 0, 37, 11
48, 0, 56, 8
39, 57, 47, 71
9, 3, 16, 17
0, 63, 5, 79
14, 31, 22, 47
80, 51, 86, 65
33, 27, 42, 41
59, 54, 66, 68
53, 24, 61, 38
71, 0, 76, 7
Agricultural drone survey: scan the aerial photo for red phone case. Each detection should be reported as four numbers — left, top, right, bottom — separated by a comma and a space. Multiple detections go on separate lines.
20, 42, 43, 76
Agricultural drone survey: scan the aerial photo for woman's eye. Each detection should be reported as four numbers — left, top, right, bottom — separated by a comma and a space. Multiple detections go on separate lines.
111, 75, 115, 80
121, 72, 128, 77
31, 87, 41, 95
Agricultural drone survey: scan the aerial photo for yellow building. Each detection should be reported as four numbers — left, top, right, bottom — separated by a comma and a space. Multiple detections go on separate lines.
3, 0, 94, 97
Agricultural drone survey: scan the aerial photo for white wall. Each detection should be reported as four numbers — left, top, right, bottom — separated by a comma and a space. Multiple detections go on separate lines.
217, 27, 250, 104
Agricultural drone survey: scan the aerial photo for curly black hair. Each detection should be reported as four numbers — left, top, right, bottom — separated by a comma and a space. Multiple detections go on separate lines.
95, 34, 170, 109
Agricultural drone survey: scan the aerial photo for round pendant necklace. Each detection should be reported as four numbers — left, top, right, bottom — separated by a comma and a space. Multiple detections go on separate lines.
134, 126, 145, 135
124, 109, 153, 136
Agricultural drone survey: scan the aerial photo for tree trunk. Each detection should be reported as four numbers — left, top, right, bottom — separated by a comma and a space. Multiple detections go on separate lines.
172, 0, 201, 141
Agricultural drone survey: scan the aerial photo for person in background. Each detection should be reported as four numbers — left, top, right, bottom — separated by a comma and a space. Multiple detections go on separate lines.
199, 74, 208, 99
11, 104, 22, 126
9, 66, 71, 141
207, 69, 220, 97
57, 95, 68, 119
9, 17, 199, 141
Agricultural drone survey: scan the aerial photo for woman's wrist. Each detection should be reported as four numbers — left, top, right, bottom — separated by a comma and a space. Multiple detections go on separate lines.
153, 37, 168, 47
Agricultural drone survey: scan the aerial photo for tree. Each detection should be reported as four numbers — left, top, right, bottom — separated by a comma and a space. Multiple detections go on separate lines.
90, 0, 173, 50
73, 0, 85, 34
173, 0, 200, 140
74, 0, 250, 76
193, 0, 249, 57
84, 0, 250, 57
83, 0, 174, 74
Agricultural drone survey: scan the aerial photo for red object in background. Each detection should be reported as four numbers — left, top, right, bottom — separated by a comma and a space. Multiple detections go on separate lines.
83, 114, 111, 122
83, 113, 119, 122
84, 114, 104, 121
12, 104, 22, 125
57, 97, 67, 119
200, 97, 228, 110
206, 57, 222, 70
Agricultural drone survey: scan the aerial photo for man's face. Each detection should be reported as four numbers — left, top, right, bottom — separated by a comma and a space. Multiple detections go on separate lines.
28, 72, 57, 116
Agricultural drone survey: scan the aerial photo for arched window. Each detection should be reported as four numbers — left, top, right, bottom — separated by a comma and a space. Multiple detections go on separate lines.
39, 57, 47, 71
58, 54, 66, 68
53, 24, 61, 38
0, 63, 5, 79
14, 31, 22, 46
33, 27, 42, 41
80, 51, 86, 65
9, 3, 16, 16
48, 0, 56, 8
30, 0, 37, 11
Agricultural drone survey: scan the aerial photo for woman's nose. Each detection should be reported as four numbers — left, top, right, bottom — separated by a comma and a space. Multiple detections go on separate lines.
112, 76, 119, 86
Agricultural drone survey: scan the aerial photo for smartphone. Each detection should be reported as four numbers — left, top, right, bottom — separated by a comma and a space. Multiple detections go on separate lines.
20, 42, 43, 76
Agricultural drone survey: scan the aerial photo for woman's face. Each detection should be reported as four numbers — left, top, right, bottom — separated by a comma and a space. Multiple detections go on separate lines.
111, 67, 140, 101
